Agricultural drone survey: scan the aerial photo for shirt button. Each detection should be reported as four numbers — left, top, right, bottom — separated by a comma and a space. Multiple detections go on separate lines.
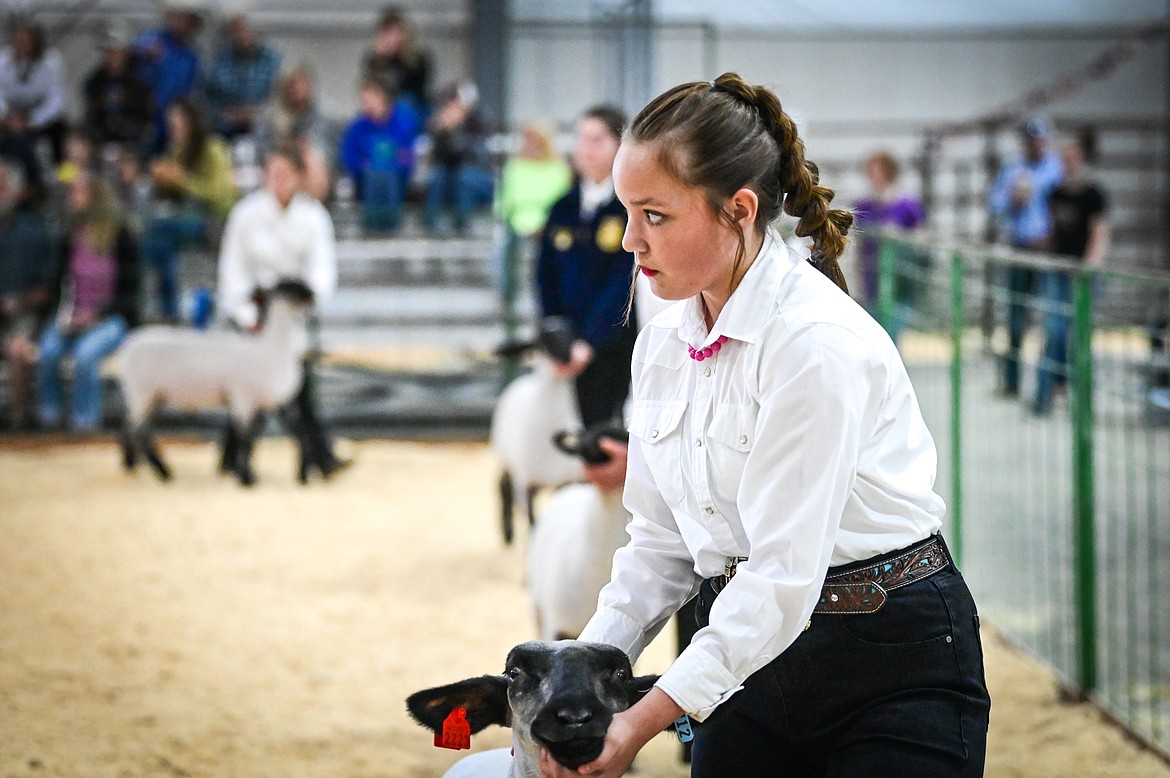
739, 434, 748, 444
695, 439, 703, 447
703, 367, 712, 377
651, 429, 659, 438
705, 506, 714, 514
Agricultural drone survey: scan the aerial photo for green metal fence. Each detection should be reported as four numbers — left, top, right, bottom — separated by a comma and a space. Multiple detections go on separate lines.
877, 235, 1170, 757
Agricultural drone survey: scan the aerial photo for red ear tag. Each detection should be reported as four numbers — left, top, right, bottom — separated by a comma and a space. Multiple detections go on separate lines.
434, 707, 472, 750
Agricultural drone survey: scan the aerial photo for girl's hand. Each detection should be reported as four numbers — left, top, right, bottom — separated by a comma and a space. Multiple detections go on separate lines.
552, 339, 593, 379
536, 710, 645, 777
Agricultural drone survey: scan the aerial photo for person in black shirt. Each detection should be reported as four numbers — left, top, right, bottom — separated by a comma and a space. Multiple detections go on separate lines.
1034, 132, 1110, 415
82, 23, 154, 153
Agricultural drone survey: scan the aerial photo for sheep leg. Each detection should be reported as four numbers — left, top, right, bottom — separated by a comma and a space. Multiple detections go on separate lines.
233, 413, 265, 487
526, 486, 538, 527
136, 425, 171, 482
218, 421, 240, 474
120, 427, 138, 471
499, 470, 515, 545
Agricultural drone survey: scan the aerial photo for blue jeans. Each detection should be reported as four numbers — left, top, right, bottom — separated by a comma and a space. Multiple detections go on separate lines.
690, 535, 990, 776
361, 169, 406, 231
141, 213, 207, 320
37, 315, 128, 431
1002, 265, 1038, 395
423, 165, 494, 231
1034, 270, 1073, 414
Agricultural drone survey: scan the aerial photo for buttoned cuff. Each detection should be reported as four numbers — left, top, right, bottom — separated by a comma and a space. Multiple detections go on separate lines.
654, 643, 744, 723
578, 606, 649, 663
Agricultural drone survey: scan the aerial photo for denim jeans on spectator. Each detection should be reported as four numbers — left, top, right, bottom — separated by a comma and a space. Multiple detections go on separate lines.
141, 212, 207, 320
423, 165, 494, 231
1034, 270, 1073, 414
1002, 265, 1038, 395
362, 169, 405, 232
37, 315, 128, 431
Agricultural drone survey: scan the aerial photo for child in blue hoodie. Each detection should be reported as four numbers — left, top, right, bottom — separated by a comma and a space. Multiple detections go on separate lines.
340, 74, 422, 231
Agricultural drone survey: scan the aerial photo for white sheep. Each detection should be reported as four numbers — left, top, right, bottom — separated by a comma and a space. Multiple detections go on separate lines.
527, 425, 631, 641
113, 280, 314, 486
407, 640, 660, 778
489, 317, 583, 544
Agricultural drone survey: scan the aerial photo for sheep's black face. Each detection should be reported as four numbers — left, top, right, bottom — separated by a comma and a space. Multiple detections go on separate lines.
506, 641, 636, 769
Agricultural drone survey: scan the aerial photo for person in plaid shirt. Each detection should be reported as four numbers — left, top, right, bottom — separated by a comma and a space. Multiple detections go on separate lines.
206, 13, 281, 139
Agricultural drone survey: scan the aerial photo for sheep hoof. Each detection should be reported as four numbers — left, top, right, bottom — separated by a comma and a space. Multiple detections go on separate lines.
237, 471, 256, 488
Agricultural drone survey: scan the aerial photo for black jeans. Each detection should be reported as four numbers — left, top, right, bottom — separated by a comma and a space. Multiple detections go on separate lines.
691, 537, 990, 777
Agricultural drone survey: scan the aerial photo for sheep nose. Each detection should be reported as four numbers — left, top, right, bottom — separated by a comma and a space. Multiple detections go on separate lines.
556, 707, 594, 726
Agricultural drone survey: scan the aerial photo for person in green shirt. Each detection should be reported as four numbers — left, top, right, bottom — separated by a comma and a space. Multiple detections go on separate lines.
142, 97, 238, 320
495, 122, 571, 238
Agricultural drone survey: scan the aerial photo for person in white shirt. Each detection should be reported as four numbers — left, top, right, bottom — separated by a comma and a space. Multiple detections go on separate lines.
0, 21, 67, 162
217, 144, 349, 479
549, 73, 990, 777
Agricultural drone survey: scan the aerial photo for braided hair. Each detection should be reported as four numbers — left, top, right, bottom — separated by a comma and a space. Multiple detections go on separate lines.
626, 72, 852, 293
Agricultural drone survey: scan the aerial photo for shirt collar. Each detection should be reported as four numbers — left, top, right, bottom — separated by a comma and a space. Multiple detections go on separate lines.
580, 177, 615, 218
676, 228, 798, 348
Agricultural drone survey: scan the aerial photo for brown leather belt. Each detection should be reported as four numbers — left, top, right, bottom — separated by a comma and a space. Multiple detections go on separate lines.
708, 534, 951, 616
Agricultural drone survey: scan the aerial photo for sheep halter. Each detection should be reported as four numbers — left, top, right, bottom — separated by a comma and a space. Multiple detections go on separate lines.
435, 707, 471, 750
688, 335, 729, 361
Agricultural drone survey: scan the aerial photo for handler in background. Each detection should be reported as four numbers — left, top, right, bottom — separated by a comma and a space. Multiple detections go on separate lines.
535, 105, 637, 428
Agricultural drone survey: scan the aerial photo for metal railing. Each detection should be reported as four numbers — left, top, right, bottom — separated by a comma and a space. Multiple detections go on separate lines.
877, 234, 1170, 757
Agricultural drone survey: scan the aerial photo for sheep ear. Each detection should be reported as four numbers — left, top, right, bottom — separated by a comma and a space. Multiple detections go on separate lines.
406, 675, 510, 735
626, 674, 661, 707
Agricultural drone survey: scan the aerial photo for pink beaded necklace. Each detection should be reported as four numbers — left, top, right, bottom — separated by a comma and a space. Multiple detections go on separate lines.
687, 334, 728, 361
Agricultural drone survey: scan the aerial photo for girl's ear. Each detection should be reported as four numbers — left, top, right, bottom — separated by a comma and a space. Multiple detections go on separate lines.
727, 187, 759, 231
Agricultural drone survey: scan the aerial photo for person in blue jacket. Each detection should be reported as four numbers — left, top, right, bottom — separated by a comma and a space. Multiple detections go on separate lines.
339, 73, 423, 231
536, 104, 637, 428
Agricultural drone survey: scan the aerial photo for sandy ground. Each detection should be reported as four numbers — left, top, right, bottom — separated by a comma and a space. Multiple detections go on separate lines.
1, 438, 1167, 778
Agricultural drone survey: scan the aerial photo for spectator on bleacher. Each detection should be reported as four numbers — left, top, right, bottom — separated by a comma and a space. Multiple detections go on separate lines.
217, 144, 347, 477
852, 151, 927, 341
56, 126, 99, 188
535, 105, 637, 428
988, 116, 1063, 397
255, 63, 334, 202
36, 172, 138, 433
0, 110, 46, 209
364, 6, 431, 115
1033, 131, 1110, 416
0, 158, 54, 430
206, 13, 281, 140
339, 73, 422, 232
0, 20, 67, 164
135, 2, 205, 154
423, 81, 493, 234
83, 22, 153, 154
496, 122, 571, 239
142, 98, 236, 321
113, 147, 153, 235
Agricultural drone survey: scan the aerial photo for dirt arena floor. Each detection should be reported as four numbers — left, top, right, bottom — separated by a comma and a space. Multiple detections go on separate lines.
1, 437, 1168, 778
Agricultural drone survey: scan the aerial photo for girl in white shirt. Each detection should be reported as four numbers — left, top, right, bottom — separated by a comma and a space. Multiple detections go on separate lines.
547, 73, 990, 777
216, 144, 348, 479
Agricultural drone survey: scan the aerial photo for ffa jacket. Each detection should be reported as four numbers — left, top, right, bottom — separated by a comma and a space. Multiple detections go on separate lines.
536, 186, 637, 349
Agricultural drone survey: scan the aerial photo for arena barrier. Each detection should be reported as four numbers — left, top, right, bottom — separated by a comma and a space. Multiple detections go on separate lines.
876, 234, 1170, 759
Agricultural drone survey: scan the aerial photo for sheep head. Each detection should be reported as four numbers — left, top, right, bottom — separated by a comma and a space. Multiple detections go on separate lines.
553, 423, 630, 466
406, 640, 658, 769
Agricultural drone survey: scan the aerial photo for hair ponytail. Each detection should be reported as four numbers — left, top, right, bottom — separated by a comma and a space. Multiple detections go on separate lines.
723, 75, 853, 293
629, 72, 853, 294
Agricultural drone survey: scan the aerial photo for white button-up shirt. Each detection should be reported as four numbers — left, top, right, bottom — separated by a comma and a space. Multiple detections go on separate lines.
578, 230, 944, 721
217, 190, 338, 330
